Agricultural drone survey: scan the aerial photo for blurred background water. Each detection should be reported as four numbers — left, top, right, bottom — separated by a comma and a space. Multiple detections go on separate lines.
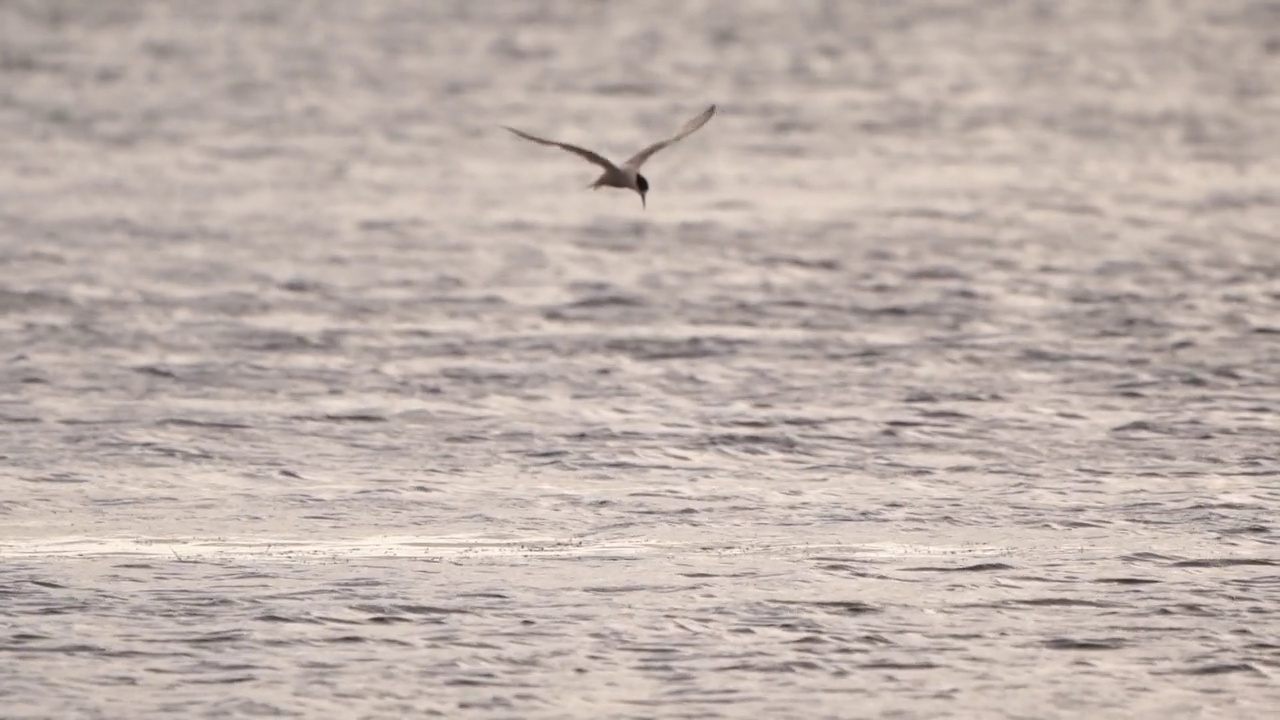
1, 1, 1278, 717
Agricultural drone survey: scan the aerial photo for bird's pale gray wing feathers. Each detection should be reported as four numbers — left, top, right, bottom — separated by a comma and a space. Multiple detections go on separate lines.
503, 126, 617, 171
622, 104, 716, 171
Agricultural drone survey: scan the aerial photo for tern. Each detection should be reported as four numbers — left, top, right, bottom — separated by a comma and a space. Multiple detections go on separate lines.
503, 104, 716, 208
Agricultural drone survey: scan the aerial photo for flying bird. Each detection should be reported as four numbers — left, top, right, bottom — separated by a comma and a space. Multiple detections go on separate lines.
503, 104, 716, 208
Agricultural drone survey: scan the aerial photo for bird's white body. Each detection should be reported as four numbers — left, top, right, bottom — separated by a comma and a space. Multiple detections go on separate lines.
588, 165, 641, 192
504, 105, 717, 208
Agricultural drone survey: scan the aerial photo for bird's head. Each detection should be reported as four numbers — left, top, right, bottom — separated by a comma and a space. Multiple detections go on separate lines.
635, 173, 649, 208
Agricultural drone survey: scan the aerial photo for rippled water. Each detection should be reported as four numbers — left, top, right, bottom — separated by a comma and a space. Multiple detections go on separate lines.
2, 1, 1278, 717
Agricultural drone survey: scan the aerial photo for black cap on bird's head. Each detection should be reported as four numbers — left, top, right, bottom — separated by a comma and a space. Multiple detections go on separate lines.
636, 173, 649, 208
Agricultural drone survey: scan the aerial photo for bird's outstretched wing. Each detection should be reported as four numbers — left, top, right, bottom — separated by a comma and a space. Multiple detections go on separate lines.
503, 126, 618, 172
622, 104, 716, 171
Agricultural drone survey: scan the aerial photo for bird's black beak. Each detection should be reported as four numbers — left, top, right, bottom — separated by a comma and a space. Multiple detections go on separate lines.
640, 192, 647, 209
